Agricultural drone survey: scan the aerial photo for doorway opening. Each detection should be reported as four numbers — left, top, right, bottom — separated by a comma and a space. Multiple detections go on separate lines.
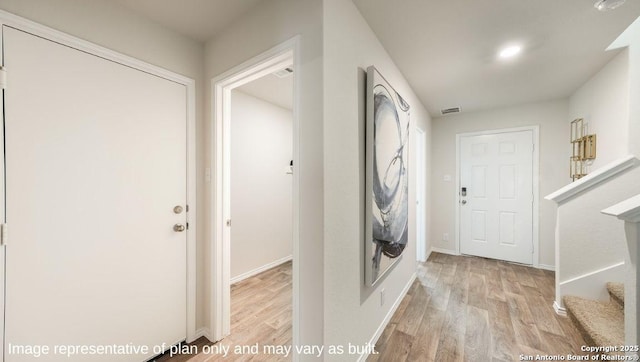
210, 39, 299, 348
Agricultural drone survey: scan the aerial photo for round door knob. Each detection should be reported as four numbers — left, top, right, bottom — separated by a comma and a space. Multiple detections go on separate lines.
461, 200, 467, 205
173, 224, 186, 232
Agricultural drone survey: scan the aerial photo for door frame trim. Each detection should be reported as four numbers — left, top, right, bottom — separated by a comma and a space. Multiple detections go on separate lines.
210, 37, 300, 344
455, 125, 540, 267
415, 127, 427, 262
0, 9, 198, 344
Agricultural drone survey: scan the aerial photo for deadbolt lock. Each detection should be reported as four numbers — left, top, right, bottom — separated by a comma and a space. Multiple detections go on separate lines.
173, 205, 184, 214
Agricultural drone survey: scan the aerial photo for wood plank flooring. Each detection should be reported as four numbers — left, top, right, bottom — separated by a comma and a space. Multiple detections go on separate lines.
368, 252, 587, 362
156, 261, 292, 362
159, 253, 584, 362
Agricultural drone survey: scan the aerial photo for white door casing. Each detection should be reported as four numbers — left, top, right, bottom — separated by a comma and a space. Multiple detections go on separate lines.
210, 39, 300, 345
415, 128, 427, 262
2, 21, 195, 361
459, 129, 535, 264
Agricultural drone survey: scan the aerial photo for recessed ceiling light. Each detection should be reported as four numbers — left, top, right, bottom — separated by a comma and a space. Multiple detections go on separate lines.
499, 45, 522, 59
594, 0, 626, 11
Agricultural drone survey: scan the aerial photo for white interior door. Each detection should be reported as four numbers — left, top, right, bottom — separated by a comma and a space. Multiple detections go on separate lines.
3, 26, 187, 361
459, 130, 533, 264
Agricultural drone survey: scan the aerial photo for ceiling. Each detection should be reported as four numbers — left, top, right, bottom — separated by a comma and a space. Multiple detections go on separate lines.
112, 0, 640, 117
112, 0, 264, 42
353, 0, 640, 117
236, 72, 294, 110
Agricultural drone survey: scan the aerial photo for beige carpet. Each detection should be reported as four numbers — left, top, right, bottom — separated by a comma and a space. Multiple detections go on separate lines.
607, 282, 624, 309
563, 295, 624, 349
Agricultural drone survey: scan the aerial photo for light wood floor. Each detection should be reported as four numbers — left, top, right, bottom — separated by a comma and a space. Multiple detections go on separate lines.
157, 261, 292, 362
159, 253, 584, 362
368, 252, 587, 362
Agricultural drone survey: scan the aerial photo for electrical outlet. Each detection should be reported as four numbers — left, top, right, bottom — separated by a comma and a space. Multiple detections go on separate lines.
380, 288, 385, 306
443, 233, 449, 242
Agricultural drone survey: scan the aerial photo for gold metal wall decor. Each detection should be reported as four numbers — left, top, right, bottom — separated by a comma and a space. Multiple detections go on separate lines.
570, 118, 597, 181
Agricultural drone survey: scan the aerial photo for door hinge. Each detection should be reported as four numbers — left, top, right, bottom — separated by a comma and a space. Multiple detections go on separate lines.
1, 223, 7, 245
0, 66, 7, 90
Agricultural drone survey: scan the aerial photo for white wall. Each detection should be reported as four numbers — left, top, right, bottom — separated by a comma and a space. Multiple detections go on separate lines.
204, 0, 324, 351
608, 17, 640, 159
230, 91, 292, 280
323, 0, 432, 358
431, 100, 569, 268
0, 0, 209, 329
569, 49, 629, 170
555, 166, 640, 303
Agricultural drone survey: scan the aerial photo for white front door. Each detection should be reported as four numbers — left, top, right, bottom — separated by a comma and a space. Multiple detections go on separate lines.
3, 27, 187, 361
459, 130, 534, 264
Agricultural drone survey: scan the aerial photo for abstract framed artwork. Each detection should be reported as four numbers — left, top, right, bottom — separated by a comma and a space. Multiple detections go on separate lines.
365, 66, 410, 286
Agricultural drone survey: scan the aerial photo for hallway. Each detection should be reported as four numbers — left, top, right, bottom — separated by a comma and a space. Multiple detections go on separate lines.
369, 253, 587, 361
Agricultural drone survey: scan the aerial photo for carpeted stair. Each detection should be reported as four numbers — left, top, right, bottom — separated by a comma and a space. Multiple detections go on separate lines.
563, 282, 624, 350
607, 282, 624, 310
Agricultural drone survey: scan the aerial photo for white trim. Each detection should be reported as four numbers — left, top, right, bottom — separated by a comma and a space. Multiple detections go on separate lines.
430, 247, 459, 256
553, 301, 567, 316
455, 126, 540, 267
185, 58, 198, 345
602, 193, 640, 223
415, 127, 427, 262
545, 155, 640, 204
194, 328, 213, 342
357, 273, 417, 362
537, 264, 556, 271
210, 37, 300, 346
0, 23, 5, 361
0, 9, 198, 343
230, 256, 293, 284
557, 262, 625, 309
559, 261, 625, 286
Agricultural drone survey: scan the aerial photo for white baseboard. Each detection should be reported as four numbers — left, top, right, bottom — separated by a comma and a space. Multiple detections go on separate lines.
230, 255, 292, 284
537, 264, 555, 271
430, 247, 459, 256
559, 261, 625, 302
357, 272, 417, 362
554, 301, 567, 316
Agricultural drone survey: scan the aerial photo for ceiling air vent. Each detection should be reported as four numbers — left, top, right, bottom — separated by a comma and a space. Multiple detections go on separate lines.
273, 67, 293, 78
441, 107, 461, 115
